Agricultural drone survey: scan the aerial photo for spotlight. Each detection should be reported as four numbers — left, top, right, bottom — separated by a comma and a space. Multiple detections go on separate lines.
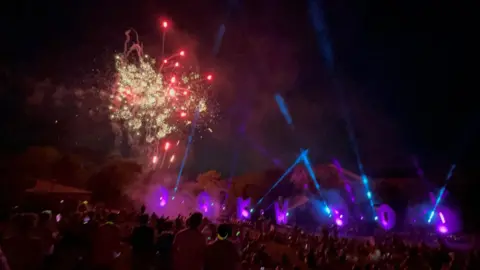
335, 218, 343, 226
438, 225, 448, 234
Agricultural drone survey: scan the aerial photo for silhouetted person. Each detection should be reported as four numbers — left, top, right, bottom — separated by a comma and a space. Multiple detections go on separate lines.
172, 212, 206, 270
2, 214, 43, 270
0, 245, 11, 270
156, 221, 175, 270
204, 224, 240, 270
175, 215, 184, 232
466, 250, 480, 270
429, 240, 451, 270
401, 247, 429, 270
306, 248, 316, 269
131, 214, 155, 270
92, 213, 121, 270
79, 211, 98, 268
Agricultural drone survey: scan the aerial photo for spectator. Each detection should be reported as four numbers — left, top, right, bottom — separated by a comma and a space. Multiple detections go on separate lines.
92, 213, 121, 270
156, 221, 175, 269
2, 214, 43, 270
173, 212, 206, 270
0, 245, 11, 270
204, 224, 241, 270
34, 211, 55, 257
131, 214, 155, 270
466, 250, 479, 270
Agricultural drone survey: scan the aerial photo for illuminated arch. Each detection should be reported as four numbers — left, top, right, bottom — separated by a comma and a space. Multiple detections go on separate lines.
376, 204, 396, 230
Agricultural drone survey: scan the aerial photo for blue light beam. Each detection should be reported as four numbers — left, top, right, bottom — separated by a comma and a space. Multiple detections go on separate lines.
275, 94, 293, 126
255, 150, 307, 207
301, 151, 321, 190
302, 152, 331, 216
174, 108, 201, 192
428, 164, 456, 223
361, 174, 377, 220
213, 24, 226, 56
308, 0, 377, 220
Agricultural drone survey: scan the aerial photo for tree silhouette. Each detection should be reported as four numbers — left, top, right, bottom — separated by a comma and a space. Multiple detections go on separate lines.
88, 158, 142, 206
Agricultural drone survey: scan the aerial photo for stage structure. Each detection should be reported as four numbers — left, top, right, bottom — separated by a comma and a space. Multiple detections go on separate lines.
237, 197, 251, 220
274, 198, 289, 225
376, 204, 396, 230
198, 191, 217, 219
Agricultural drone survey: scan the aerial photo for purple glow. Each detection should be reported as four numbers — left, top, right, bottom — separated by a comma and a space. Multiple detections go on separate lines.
335, 218, 343, 226
439, 212, 446, 224
160, 197, 166, 207
156, 187, 169, 208
376, 204, 396, 230
333, 160, 355, 203
429, 191, 448, 205
275, 200, 289, 225
237, 198, 251, 220
438, 225, 448, 234
345, 183, 352, 193
429, 192, 436, 205
197, 192, 214, 218
407, 204, 461, 233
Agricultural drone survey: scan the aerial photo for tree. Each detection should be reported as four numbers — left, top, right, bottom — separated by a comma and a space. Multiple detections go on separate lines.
196, 170, 223, 194
52, 154, 89, 188
290, 165, 309, 188
12, 146, 62, 179
229, 169, 285, 202
87, 158, 142, 206
0, 146, 61, 207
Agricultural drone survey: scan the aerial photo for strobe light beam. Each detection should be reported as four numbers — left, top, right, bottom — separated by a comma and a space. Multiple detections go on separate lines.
255, 150, 306, 207
428, 164, 456, 223
254, 149, 332, 217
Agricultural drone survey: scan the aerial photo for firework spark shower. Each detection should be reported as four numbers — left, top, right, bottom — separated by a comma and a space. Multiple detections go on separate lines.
109, 28, 215, 157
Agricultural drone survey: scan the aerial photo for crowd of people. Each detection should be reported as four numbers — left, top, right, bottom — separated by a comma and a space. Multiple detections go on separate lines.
0, 206, 479, 270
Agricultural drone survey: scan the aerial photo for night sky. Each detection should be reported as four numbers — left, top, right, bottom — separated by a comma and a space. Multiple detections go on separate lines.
0, 2, 474, 188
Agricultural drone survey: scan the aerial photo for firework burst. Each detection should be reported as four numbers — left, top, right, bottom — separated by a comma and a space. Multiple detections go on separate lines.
109, 29, 215, 152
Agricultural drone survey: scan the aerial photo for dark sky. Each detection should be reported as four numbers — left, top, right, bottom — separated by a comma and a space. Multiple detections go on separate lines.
0, 0, 474, 184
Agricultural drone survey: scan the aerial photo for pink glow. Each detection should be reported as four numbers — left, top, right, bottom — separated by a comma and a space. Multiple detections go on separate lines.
274, 200, 289, 225
439, 212, 446, 224
335, 218, 343, 226
438, 225, 448, 234
237, 198, 251, 220
159, 197, 166, 207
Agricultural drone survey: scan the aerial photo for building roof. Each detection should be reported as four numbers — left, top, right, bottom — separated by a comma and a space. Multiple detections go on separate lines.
25, 180, 91, 194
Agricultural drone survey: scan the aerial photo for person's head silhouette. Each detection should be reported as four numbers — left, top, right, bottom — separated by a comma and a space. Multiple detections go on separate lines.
188, 212, 203, 230
217, 224, 231, 240
106, 213, 117, 223
139, 214, 149, 225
